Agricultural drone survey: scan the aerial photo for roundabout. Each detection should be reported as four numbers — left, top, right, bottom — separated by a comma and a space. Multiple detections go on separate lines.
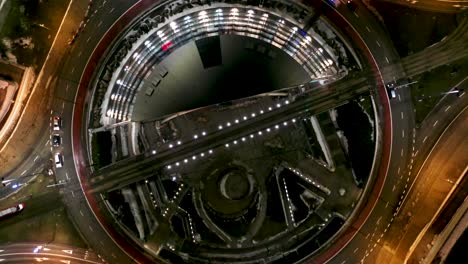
63, 0, 401, 263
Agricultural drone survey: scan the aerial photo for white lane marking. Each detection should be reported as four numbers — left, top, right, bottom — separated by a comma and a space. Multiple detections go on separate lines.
354, 247, 359, 253
460, 92, 465, 97
398, 167, 401, 174
376, 40, 381, 47
77, 51, 82, 57
97, 21, 102, 28
401, 112, 404, 119
401, 148, 404, 157
433, 120, 438, 127
86, 36, 91, 43
100, 241, 104, 246
392, 185, 396, 192
71, 191, 75, 197
423, 136, 428, 143
414, 150, 418, 157
71, 67, 74, 74
385, 56, 389, 63
353, 11, 359, 18
109, 7, 114, 13
65, 173, 69, 180
366, 26, 371, 32
34, 155, 39, 162
89, 225, 94, 231
340, 261, 347, 264
376, 216, 382, 224
44, 140, 49, 146
21, 170, 27, 176
445, 105, 451, 112
65, 84, 69, 92
385, 201, 389, 208
62, 101, 65, 110
398, 94, 401, 101
402, 129, 405, 138
79, 210, 84, 216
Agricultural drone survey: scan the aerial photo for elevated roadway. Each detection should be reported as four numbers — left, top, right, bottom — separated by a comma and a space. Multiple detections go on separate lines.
89, 75, 371, 193
0, 243, 104, 264
378, 0, 468, 13
397, 14, 468, 78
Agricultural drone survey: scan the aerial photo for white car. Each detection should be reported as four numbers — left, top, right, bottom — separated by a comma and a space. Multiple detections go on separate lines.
388, 88, 396, 99
54, 153, 63, 168
53, 116, 62, 131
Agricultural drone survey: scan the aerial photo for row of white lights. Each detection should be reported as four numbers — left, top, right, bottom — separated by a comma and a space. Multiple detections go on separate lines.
166, 149, 214, 170
164, 117, 297, 172
162, 183, 185, 218
160, 98, 292, 154
224, 118, 297, 148
288, 167, 331, 195
218, 99, 291, 131
283, 177, 296, 225
106, 6, 334, 121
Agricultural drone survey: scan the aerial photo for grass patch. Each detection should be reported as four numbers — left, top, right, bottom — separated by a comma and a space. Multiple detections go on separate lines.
0, 0, 68, 68
411, 56, 468, 125
370, 0, 458, 57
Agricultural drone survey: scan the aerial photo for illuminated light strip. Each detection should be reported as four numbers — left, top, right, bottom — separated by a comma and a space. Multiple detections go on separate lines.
106, 7, 339, 122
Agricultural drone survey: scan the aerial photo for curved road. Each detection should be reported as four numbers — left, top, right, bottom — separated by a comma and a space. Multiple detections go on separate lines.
66, 0, 414, 263
0, 0, 427, 263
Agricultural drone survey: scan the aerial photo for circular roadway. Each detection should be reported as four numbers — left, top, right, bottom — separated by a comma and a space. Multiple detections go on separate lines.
52, 0, 413, 263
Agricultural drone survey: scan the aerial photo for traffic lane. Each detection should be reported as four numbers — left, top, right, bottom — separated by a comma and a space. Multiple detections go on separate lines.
0, 138, 51, 198
56, 0, 139, 95
64, 0, 156, 263
329, 197, 397, 264
49, 0, 140, 261
377, 88, 415, 208
305, 1, 394, 263
53, 80, 135, 263
379, 0, 468, 13
386, 107, 468, 260
337, 0, 406, 79
0, 253, 102, 264
0, 243, 101, 261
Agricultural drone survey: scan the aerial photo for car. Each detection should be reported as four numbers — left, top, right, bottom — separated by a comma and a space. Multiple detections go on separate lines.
52, 134, 62, 147
388, 88, 396, 99
53, 116, 62, 131
52, 134, 61, 147
344, 0, 358, 11
54, 153, 63, 168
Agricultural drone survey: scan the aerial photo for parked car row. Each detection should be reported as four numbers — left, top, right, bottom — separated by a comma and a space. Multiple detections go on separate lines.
52, 116, 64, 168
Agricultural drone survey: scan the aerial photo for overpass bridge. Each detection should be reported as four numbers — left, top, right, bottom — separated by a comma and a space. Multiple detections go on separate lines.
88, 74, 372, 194
378, 0, 468, 13
382, 13, 468, 79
